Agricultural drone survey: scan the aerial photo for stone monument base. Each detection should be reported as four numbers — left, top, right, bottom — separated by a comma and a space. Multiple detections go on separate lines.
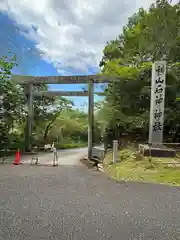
139, 144, 176, 158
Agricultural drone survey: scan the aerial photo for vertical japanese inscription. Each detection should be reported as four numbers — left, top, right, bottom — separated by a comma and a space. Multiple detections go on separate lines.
149, 61, 166, 145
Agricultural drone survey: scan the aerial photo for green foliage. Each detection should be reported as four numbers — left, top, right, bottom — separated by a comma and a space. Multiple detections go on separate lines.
55, 142, 87, 149
119, 149, 134, 161
97, 0, 180, 143
0, 54, 25, 148
104, 148, 180, 186
50, 109, 88, 142
0, 54, 96, 150
32, 97, 73, 143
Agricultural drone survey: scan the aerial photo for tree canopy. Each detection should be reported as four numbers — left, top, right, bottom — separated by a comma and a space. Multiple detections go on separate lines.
97, 0, 180, 143
0, 54, 99, 151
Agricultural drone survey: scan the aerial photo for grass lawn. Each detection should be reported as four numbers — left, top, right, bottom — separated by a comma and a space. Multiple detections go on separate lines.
104, 148, 180, 186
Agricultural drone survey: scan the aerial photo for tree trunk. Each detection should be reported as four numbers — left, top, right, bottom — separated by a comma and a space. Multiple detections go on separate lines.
43, 123, 56, 141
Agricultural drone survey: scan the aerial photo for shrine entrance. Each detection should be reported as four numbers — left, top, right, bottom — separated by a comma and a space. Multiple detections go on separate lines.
12, 74, 117, 158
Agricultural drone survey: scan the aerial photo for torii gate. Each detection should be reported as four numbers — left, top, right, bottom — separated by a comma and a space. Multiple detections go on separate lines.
12, 74, 120, 158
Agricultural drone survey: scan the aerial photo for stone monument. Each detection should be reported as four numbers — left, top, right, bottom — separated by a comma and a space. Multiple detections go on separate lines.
139, 61, 176, 157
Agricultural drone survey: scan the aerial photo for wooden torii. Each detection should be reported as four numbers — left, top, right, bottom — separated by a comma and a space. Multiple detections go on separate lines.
12, 74, 120, 158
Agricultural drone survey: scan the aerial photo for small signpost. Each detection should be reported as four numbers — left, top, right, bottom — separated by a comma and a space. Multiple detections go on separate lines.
113, 140, 118, 164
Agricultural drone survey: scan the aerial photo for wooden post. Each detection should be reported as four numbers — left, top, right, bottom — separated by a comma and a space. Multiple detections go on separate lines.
88, 80, 94, 159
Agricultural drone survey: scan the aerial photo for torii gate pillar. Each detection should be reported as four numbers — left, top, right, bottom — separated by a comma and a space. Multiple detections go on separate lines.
26, 83, 33, 152
88, 81, 94, 159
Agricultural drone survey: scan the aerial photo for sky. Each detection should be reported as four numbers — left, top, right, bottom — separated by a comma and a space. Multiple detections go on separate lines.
0, 0, 177, 110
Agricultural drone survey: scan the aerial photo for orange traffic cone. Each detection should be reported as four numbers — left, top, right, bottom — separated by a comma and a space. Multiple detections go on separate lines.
13, 149, 21, 165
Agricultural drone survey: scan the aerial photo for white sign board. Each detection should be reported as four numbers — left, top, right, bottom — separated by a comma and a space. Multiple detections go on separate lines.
149, 61, 166, 146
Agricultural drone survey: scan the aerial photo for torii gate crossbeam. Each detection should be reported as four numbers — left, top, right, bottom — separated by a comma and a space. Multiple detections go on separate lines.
12, 74, 120, 159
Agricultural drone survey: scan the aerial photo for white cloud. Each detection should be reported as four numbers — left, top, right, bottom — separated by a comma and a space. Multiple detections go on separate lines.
0, 0, 172, 74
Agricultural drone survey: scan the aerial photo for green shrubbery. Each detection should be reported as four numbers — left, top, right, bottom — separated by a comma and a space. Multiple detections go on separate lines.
104, 147, 180, 186
55, 141, 87, 149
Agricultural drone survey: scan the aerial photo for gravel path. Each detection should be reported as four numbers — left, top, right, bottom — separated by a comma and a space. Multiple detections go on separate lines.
0, 163, 180, 239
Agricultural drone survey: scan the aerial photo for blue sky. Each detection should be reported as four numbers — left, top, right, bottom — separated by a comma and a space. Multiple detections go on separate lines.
0, 0, 167, 110
0, 12, 103, 110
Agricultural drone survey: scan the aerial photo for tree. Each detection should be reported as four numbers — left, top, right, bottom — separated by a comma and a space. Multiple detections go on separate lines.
0, 54, 25, 148
98, 0, 180, 143
32, 97, 73, 144
0, 53, 75, 149
53, 109, 88, 141
100, 1, 180, 66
